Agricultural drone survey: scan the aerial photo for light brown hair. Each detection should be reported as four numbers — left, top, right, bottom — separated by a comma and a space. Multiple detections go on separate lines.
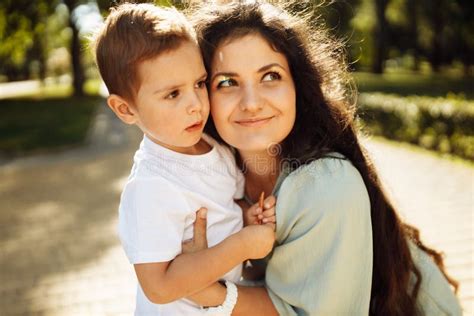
92, 3, 196, 101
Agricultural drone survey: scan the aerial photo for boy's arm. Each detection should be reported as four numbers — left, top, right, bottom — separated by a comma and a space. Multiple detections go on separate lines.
184, 210, 278, 315
134, 208, 275, 305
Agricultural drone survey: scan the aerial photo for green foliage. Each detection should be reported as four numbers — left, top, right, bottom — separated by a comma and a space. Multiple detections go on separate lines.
0, 96, 102, 155
354, 71, 474, 98
0, 0, 60, 79
358, 93, 474, 160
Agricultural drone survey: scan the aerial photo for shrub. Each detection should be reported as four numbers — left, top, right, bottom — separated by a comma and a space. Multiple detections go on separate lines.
358, 93, 474, 160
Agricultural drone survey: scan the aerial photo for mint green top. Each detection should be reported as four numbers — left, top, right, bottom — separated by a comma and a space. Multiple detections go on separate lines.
262, 154, 462, 315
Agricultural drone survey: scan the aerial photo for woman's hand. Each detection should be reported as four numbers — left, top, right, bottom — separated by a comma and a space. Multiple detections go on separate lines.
182, 207, 208, 254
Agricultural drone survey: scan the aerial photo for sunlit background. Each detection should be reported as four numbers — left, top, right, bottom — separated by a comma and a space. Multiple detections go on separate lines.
1, 0, 473, 315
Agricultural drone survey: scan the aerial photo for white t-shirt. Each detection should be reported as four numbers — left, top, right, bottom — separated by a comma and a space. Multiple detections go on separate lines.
118, 134, 244, 315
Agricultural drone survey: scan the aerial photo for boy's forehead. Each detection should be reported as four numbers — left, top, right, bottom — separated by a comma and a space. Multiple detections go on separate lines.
136, 41, 206, 91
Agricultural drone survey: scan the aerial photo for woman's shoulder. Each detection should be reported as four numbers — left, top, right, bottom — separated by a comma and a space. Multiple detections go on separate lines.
281, 152, 365, 194
274, 152, 372, 244
276, 153, 370, 222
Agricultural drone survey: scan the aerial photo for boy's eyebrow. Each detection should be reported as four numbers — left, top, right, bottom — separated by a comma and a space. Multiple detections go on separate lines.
211, 63, 285, 82
197, 73, 208, 81
152, 72, 208, 94
153, 84, 184, 95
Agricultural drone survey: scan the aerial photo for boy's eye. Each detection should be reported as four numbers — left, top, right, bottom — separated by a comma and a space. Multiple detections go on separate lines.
195, 80, 207, 89
216, 77, 237, 88
165, 90, 179, 99
262, 71, 281, 82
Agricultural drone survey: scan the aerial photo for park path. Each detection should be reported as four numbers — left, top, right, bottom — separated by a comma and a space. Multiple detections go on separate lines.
0, 102, 473, 315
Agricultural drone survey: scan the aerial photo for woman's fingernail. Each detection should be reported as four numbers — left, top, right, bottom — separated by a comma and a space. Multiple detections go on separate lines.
199, 208, 207, 219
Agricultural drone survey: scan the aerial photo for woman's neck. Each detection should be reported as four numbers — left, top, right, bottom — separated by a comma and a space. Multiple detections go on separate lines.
239, 150, 281, 202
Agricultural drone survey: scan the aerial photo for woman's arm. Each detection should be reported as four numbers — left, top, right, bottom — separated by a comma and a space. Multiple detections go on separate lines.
188, 281, 279, 316
265, 158, 373, 315
189, 158, 373, 315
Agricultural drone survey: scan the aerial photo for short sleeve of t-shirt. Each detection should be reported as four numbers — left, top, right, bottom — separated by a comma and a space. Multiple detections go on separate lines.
118, 176, 191, 264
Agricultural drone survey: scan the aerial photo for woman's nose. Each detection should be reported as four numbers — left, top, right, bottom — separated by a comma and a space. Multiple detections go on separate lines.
240, 85, 263, 112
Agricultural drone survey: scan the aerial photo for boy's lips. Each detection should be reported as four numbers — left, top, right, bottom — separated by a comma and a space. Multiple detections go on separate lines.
185, 120, 204, 132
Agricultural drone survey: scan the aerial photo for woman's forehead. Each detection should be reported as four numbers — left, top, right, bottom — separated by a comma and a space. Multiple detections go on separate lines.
211, 33, 288, 72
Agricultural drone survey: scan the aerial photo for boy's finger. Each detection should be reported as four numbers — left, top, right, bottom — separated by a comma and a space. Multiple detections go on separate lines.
263, 195, 276, 209
262, 207, 275, 217
262, 215, 276, 224
253, 207, 262, 215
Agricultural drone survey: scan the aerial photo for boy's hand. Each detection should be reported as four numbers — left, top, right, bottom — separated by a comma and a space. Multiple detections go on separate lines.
182, 207, 208, 254
239, 224, 275, 259
244, 195, 276, 227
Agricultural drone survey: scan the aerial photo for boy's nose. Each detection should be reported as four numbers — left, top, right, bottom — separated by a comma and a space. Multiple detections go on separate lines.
186, 91, 206, 114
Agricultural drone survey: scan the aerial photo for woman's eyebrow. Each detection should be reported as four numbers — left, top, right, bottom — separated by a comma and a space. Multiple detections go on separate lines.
211, 63, 285, 82
211, 72, 238, 82
258, 63, 285, 73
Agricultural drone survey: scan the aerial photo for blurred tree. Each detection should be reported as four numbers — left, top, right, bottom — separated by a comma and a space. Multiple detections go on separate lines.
425, 0, 444, 72
351, 0, 376, 69
405, 0, 419, 71
372, 0, 389, 73
453, 0, 474, 75
0, 0, 58, 81
63, 0, 85, 96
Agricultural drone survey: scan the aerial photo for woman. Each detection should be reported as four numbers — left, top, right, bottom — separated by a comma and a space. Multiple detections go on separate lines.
185, 2, 461, 315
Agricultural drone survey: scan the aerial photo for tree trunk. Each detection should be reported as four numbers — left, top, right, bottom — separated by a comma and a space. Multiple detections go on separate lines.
372, 0, 389, 74
429, 0, 443, 73
406, 0, 419, 71
65, 0, 85, 96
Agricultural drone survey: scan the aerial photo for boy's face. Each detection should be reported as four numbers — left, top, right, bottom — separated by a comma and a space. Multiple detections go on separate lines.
133, 41, 209, 153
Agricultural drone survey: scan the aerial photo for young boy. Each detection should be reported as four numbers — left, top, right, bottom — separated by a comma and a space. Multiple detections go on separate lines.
91, 3, 275, 315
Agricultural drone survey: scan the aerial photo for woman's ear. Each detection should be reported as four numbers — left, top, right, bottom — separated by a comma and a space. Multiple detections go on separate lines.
107, 94, 138, 125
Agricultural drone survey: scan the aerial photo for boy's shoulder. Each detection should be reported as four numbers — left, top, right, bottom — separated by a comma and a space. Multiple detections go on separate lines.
202, 134, 237, 166
120, 172, 191, 215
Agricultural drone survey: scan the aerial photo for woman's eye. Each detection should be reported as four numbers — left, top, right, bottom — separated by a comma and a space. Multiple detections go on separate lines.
216, 78, 237, 88
262, 71, 282, 82
165, 90, 179, 99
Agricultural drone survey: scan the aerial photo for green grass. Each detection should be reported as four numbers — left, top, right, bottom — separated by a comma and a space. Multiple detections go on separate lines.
0, 80, 103, 157
354, 72, 474, 99
0, 96, 103, 156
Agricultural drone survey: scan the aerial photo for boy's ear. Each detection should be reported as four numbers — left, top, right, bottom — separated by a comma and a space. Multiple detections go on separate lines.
107, 94, 138, 125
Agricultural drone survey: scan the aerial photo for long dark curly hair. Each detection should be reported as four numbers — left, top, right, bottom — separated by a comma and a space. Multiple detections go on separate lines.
190, 1, 458, 315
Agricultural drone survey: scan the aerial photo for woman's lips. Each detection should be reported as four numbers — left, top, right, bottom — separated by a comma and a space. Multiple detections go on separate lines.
235, 116, 274, 127
185, 121, 203, 132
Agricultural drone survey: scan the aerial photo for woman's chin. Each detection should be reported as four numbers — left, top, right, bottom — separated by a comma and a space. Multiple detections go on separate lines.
231, 140, 279, 155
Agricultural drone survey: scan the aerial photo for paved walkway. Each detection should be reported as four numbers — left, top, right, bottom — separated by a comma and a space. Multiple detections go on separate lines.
0, 103, 472, 315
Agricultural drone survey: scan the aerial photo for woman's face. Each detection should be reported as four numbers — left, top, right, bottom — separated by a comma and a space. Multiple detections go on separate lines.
209, 33, 296, 153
